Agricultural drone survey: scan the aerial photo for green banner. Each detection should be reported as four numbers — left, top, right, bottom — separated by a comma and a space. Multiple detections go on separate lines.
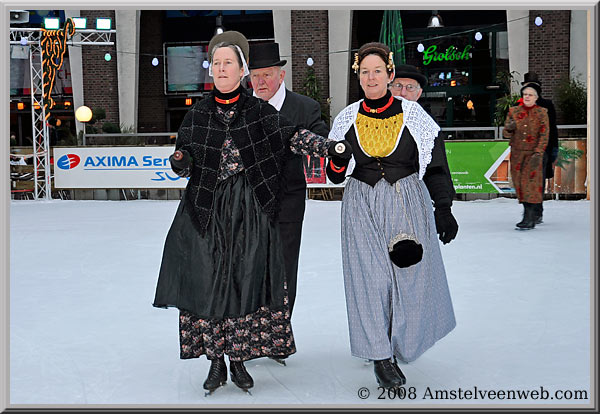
445, 141, 512, 193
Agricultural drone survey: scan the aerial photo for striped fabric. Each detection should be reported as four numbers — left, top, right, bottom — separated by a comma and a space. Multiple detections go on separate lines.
341, 173, 456, 362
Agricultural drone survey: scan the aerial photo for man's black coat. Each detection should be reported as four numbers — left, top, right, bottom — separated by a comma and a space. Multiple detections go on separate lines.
278, 89, 330, 222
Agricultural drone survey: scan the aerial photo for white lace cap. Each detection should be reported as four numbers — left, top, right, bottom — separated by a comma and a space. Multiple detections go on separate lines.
209, 44, 250, 78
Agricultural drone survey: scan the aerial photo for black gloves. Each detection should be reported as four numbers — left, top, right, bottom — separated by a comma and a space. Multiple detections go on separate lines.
327, 140, 353, 160
434, 205, 458, 244
169, 150, 191, 170
169, 150, 192, 177
325, 141, 352, 184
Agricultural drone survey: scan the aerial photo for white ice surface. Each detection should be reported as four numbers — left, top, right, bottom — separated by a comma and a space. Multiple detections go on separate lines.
9, 198, 592, 406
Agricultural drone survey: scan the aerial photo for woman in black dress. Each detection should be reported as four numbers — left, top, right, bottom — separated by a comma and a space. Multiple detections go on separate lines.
153, 31, 351, 394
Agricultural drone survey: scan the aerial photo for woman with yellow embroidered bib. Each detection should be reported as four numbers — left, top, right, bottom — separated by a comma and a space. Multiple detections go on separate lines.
326, 42, 458, 388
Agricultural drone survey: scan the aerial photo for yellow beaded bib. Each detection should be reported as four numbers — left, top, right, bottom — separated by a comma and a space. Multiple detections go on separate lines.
355, 112, 404, 157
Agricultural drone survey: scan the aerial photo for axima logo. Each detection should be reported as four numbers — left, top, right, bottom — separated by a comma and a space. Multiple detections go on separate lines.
57, 154, 81, 170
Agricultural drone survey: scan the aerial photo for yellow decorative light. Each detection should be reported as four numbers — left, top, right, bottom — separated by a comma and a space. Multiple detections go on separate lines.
75, 106, 93, 123
17, 102, 25, 110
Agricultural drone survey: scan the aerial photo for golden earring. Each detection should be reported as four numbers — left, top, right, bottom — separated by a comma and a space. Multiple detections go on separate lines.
352, 53, 359, 74
387, 51, 394, 72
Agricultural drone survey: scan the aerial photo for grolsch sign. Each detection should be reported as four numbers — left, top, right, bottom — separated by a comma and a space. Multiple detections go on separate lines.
422, 44, 473, 66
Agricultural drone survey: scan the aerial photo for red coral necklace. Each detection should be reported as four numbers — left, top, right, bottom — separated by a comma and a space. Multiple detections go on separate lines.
362, 95, 394, 114
215, 95, 240, 105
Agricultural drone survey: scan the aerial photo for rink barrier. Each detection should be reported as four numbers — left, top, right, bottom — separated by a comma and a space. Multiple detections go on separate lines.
9, 127, 587, 201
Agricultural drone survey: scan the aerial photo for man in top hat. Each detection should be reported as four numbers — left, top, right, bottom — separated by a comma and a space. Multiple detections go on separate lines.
519, 72, 559, 224
248, 42, 330, 319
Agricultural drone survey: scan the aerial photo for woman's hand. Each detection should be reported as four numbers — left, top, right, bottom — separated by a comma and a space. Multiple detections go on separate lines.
434, 206, 458, 244
169, 150, 192, 170
504, 117, 516, 133
327, 140, 353, 160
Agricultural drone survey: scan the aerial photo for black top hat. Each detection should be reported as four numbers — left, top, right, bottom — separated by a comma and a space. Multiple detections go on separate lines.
522, 72, 542, 86
394, 64, 428, 87
208, 30, 249, 63
248, 43, 287, 70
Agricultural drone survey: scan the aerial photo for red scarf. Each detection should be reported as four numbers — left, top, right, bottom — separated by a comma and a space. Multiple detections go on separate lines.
518, 98, 537, 110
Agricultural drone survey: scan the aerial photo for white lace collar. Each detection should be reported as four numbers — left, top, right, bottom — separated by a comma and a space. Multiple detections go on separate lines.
328, 96, 440, 179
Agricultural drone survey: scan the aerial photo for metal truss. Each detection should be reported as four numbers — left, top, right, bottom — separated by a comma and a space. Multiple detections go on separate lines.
9, 27, 116, 200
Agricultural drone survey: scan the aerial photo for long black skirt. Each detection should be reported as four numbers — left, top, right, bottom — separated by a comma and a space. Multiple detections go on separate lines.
153, 174, 296, 360
154, 173, 289, 318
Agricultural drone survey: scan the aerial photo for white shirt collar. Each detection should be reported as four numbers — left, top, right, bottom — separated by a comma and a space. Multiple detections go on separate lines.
253, 80, 287, 111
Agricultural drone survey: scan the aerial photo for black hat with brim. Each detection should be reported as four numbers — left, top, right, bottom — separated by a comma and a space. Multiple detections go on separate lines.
208, 30, 249, 63
394, 64, 428, 87
520, 82, 542, 97
248, 42, 287, 70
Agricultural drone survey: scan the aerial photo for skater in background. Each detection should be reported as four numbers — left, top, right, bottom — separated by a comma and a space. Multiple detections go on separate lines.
518, 72, 559, 224
388, 63, 452, 191
152, 31, 351, 395
388, 63, 431, 115
326, 42, 457, 388
503, 83, 549, 230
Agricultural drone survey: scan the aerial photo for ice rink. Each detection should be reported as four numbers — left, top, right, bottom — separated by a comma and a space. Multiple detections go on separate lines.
9, 197, 592, 407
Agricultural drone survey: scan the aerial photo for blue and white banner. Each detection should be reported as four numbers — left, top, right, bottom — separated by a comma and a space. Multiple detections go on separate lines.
53, 147, 188, 188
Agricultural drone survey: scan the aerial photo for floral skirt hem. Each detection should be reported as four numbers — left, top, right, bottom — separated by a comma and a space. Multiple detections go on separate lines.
179, 305, 296, 362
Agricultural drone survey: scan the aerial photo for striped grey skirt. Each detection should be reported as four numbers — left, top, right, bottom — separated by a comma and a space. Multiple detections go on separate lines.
341, 173, 456, 362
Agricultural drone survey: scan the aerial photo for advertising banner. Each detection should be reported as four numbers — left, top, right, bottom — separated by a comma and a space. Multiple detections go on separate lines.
445, 141, 512, 193
54, 147, 337, 189
54, 142, 513, 192
53, 147, 188, 189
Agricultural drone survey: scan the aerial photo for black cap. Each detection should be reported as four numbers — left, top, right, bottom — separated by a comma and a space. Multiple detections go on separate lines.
394, 64, 428, 87
520, 82, 542, 97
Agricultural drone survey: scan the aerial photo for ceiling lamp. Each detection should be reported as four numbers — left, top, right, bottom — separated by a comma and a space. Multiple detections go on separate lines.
214, 13, 225, 35
427, 11, 444, 28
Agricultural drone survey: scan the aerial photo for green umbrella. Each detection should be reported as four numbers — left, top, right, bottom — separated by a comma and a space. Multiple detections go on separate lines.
379, 10, 406, 68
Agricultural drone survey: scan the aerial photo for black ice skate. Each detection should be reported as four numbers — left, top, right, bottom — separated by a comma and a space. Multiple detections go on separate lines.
203, 357, 227, 396
392, 357, 407, 386
269, 356, 287, 366
230, 360, 254, 394
374, 358, 404, 389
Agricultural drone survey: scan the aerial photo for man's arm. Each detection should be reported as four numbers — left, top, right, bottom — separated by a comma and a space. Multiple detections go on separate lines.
305, 99, 330, 137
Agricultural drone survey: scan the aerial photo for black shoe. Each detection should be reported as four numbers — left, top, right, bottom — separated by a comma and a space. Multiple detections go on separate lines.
203, 357, 227, 392
230, 361, 254, 391
392, 357, 407, 386
374, 359, 404, 388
